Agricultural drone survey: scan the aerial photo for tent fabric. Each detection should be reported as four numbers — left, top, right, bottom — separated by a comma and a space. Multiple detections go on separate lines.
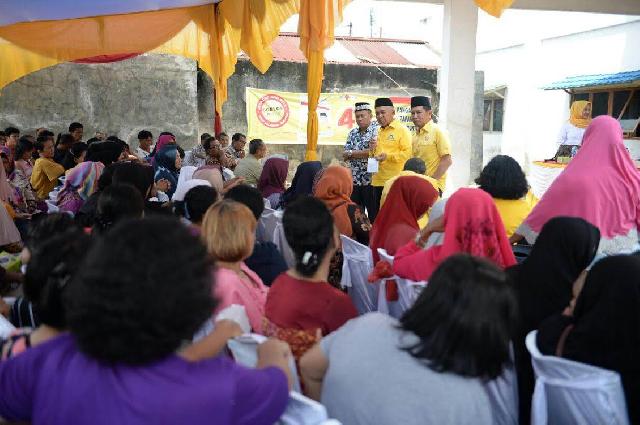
0, 1, 299, 116
298, 0, 350, 161
0, 0, 219, 26
474, 0, 514, 18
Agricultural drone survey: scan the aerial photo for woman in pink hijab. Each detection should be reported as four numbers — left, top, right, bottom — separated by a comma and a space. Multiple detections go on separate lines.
149, 134, 176, 168
514, 116, 640, 255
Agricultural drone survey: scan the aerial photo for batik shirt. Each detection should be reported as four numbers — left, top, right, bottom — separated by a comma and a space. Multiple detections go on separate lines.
344, 123, 379, 186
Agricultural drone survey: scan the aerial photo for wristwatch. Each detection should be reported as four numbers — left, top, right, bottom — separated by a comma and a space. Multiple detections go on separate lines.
347, 150, 353, 159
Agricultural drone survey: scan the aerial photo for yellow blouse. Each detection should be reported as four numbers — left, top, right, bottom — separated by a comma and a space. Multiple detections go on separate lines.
493, 191, 538, 237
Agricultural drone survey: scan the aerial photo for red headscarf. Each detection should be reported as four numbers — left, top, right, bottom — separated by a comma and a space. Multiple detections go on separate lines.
370, 176, 439, 263
313, 166, 355, 237
405, 188, 515, 281
258, 157, 289, 198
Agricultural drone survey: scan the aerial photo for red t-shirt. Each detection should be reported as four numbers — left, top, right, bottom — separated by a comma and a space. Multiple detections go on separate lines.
265, 273, 358, 336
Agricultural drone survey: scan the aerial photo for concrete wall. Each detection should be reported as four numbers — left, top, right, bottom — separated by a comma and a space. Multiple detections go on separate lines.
0, 53, 200, 150
220, 59, 439, 166
476, 20, 640, 169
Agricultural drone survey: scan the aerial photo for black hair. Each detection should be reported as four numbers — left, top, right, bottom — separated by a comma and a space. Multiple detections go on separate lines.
184, 185, 219, 224
86, 137, 101, 146
217, 132, 228, 139
202, 136, 217, 151
35, 134, 53, 151
225, 184, 264, 220
475, 155, 528, 200
106, 136, 128, 153
232, 133, 245, 142
176, 144, 185, 159
69, 142, 88, 158
66, 217, 215, 364
200, 133, 212, 142
111, 162, 154, 200
85, 141, 122, 166
14, 137, 34, 160
4, 127, 19, 136
400, 254, 518, 379
25, 230, 92, 329
25, 213, 76, 252
404, 157, 427, 175
94, 184, 144, 234
40, 130, 54, 138
55, 133, 75, 149
61, 142, 89, 170
283, 197, 334, 277
68, 122, 83, 132
138, 130, 153, 140
248, 139, 264, 155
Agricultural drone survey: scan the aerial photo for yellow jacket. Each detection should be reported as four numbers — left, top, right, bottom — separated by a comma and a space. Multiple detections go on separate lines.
372, 119, 412, 187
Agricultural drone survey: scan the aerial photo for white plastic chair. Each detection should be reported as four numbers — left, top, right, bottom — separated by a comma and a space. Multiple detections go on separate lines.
525, 331, 630, 425
376, 248, 394, 264
484, 345, 519, 425
273, 219, 296, 268
0, 315, 15, 339
278, 392, 341, 425
256, 208, 277, 243
227, 334, 302, 393
340, 235, 378, 315
376, 277, 426, 319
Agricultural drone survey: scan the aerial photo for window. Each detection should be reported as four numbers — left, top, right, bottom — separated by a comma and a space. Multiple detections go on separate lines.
591, 92, 609, 117
570, 87, 640, 138
483, 97, 505, 132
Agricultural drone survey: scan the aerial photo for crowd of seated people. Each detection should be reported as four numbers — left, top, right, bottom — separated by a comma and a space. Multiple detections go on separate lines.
1, 115, 639, 424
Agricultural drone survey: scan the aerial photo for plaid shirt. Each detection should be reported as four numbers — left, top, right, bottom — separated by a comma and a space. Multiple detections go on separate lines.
344, 123, 379, 186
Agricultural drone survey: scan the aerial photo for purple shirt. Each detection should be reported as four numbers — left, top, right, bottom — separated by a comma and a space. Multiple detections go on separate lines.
0, 334, 288, 425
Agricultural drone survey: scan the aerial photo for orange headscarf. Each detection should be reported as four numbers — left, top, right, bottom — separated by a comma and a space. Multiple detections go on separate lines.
313, 166, 355, 237
569, 101, 592, 129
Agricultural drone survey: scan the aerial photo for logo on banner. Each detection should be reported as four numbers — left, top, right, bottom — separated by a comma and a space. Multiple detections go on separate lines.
256, 94, 290, 128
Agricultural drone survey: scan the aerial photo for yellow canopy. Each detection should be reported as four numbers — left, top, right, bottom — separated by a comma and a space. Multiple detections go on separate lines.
0, 1, 299, 116
0, 0, 512, 156
474, 0, 514, 17
298, 0, 350, 160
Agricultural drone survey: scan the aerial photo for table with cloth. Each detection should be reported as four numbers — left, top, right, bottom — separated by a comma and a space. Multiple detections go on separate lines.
530, 160, 640, 199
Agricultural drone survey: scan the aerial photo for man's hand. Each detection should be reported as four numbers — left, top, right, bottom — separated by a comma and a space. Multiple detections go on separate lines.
375, 152, 387, 162
369, 138, 377, 153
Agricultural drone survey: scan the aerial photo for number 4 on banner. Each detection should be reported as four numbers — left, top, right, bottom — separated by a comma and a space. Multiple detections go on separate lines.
338, 108, 355, 128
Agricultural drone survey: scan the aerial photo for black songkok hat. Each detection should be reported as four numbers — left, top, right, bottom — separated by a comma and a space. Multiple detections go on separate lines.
354, 102, 371, 111
374, 98, 394, 108
411, 96, 432, 110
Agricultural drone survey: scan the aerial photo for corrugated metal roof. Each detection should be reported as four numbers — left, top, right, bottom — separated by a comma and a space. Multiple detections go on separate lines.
240, 33, 440, 68
543, 70, 640, 90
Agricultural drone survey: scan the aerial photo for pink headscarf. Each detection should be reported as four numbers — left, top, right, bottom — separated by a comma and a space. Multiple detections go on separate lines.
522, 116, 640, 240
394, 188, 515, 281
150, 134, 176, 166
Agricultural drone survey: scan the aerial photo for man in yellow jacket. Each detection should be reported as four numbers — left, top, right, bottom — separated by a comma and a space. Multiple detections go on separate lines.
411, 96, 452, 194
371, 97, 412, 221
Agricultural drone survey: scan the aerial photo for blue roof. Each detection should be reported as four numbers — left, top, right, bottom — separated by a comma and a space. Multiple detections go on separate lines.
543, 70, 640, 90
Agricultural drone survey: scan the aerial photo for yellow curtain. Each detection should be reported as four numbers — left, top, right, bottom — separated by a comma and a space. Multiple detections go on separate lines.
0, 6, 215, 91
474, 0, 514, 17
298, 0, 350, 160
0, 1, 300, 117
213, 0, 299, 113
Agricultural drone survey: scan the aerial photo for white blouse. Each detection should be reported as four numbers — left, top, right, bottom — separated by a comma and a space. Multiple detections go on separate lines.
557, 122, 586, 146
